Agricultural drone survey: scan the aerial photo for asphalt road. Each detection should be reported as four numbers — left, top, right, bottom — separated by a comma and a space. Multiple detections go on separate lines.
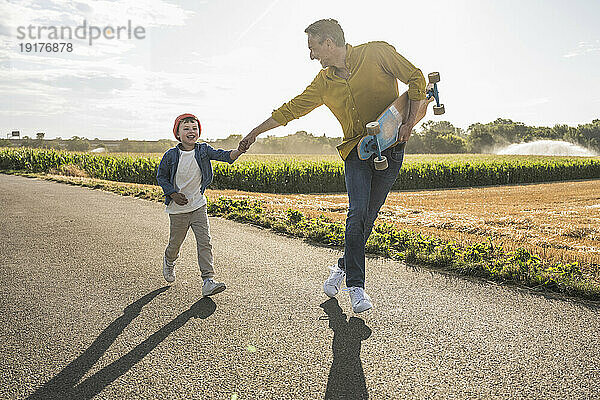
1, 173, 599, 400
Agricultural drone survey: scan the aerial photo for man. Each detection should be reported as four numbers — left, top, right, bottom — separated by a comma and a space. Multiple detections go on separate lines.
239, 19, 427, 313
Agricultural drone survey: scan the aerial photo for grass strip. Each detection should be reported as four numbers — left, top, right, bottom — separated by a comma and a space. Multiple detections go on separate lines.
3, 169, 599, 302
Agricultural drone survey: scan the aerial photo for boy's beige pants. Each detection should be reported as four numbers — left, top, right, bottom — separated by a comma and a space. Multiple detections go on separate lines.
165, 205, 214, 280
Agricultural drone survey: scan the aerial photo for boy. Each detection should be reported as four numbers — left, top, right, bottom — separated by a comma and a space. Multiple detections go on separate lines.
156, 113, 243, 296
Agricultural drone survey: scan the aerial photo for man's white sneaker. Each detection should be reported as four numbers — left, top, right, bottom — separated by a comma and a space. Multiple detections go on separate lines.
323, 264, 346, 298
163, 256, 175, 283
348, 287, 372, 313
202, 278, 226, 297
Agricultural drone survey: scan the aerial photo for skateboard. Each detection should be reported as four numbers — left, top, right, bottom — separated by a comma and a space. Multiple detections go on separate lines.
357, 72, 445, 170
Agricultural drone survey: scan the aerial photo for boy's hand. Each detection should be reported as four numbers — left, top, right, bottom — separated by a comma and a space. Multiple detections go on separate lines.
170, 192, 188, 205
230, 149, 243, 160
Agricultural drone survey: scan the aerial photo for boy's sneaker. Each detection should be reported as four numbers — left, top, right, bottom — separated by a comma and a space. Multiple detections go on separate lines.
163, 256, 175, 283
202, 278, 226, 297
348, 287, 372, 313
323, 264, 346, 298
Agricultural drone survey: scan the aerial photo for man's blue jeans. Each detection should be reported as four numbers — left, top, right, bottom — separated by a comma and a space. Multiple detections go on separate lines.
339, 142, 405, 288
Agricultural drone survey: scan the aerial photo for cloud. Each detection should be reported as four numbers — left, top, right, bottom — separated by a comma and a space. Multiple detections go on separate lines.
1, 1, 311, 139
3, 0, 192, 28
2, 0, 192, 57
563, 40, 600, 58
73, 0, 191, 27
0, 0, 204, 136
1, 41, 239, 137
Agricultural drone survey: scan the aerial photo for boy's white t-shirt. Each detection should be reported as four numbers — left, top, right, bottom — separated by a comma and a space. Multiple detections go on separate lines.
165, 148, 207, 214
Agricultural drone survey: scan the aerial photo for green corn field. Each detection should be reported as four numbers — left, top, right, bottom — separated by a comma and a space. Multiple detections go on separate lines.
1, 147, 599, 193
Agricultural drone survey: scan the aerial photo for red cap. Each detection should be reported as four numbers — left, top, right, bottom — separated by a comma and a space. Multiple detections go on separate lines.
173, 113, 201, 140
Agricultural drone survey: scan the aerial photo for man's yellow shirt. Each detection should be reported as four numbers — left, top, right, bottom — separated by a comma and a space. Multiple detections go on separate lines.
271, 41, 427, 160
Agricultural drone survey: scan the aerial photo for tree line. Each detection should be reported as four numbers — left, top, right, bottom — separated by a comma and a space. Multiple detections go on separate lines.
1, 119, 598, 154
406, 118, 600, 154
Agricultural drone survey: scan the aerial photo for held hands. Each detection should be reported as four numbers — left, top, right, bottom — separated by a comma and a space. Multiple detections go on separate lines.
238, 117, 280, 153
170, 192, 188, 206
238, 133, 256, 153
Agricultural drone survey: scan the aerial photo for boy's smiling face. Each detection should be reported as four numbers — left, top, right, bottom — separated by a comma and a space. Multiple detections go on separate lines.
178, 120, 199, 149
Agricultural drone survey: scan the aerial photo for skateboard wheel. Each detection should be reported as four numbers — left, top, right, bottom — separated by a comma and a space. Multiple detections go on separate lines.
366, 122, 380, 135
433, 104, 445, 115
374, 156, 388, 170
428, 72, 440, 84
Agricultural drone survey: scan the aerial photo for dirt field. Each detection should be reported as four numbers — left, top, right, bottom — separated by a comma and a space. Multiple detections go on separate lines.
206, 179, 600, 272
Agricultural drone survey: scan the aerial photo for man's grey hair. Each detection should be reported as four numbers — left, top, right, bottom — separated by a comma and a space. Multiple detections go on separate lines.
304, 19, 345, 47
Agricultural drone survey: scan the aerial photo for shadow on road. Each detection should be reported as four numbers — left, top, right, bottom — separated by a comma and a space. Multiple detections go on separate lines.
28, 287, 216, 400
320, 298, 372, 400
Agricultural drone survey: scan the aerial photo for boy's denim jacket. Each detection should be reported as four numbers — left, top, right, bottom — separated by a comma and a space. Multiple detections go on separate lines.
156, 143, 234, 205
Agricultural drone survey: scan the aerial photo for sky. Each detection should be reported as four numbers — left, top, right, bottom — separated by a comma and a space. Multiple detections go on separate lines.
1, 0, 599, 141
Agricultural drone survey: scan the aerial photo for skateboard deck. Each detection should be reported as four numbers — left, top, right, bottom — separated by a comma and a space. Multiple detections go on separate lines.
358, 72, 444, 165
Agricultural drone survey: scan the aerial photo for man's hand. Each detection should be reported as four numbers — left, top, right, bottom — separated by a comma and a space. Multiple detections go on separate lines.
170, 192, 188, 205
238, 133, 256, 153
398, 98, 430, 143
398, 123, 414, 143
